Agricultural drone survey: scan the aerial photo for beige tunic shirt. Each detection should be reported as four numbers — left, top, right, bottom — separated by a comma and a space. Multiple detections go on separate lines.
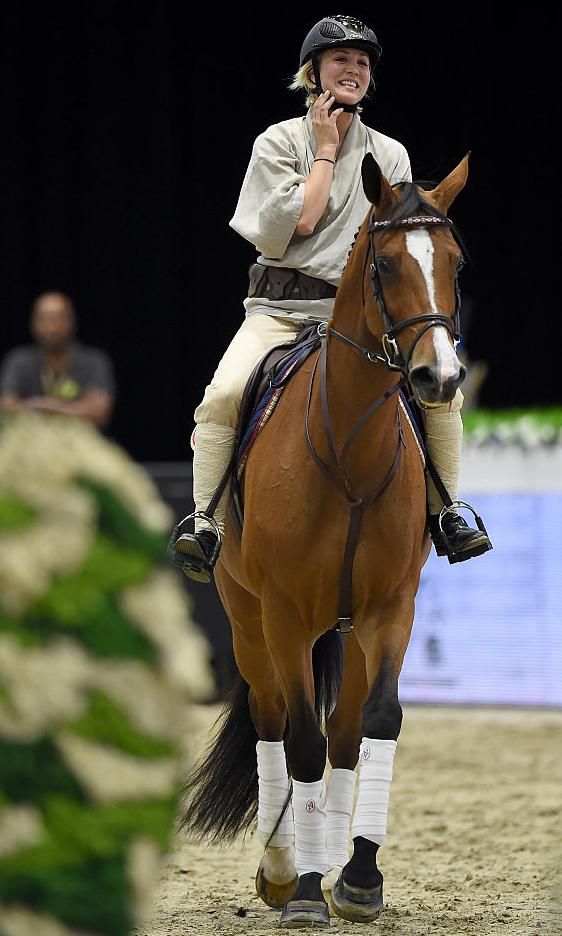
230, 110, 411, 323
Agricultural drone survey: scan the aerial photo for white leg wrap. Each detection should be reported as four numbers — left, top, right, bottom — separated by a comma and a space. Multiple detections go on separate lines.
257, 741, 294, 849
293, 779, 329, 876
326, 768, 356, 869
423, 391, 463, 514
191, 422, 237, 534
351, 738, 397, 846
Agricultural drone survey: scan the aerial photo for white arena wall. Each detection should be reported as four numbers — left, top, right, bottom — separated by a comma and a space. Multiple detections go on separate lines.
401, 443, 562, 707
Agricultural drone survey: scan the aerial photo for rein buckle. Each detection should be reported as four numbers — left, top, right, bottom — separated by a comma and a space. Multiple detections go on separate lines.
336, 616, 353, 635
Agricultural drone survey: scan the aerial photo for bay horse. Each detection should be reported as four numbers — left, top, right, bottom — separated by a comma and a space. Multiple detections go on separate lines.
181, 153, 469, 927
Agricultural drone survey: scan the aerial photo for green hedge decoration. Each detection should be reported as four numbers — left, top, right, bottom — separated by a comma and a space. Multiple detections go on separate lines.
0, 496, 37, 531
68, 692, 175, 759
0, 413, 212, 936
0, 738, 88, 805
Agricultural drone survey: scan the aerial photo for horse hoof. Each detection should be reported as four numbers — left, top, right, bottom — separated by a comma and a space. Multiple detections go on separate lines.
255, 863, 298, 910
320, 866, 342, 900
279, 898, 330, 928
330, 872, 383, 923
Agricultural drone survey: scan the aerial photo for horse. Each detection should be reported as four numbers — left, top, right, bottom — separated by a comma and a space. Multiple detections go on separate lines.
181, 152, 470, 927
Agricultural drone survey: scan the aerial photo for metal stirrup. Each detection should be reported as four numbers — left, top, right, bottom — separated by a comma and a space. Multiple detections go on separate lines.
175, 510, 223, 543
438, 500, 489, 537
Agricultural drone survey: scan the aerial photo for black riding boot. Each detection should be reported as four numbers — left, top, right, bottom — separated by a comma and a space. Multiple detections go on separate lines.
429, 510, 492, 564
169, 527, 220, 583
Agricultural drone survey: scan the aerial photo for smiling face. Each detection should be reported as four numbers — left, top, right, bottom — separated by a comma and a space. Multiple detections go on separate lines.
318, 46, 371, 105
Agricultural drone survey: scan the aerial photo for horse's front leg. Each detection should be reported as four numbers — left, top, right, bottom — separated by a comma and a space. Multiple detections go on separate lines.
331, 599, 414, 924
229, 617, 298, 911
263, 603, 331, 928
251, 681, 299, 911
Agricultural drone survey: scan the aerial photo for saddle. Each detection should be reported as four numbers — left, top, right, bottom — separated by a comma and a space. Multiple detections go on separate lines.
230, 323, 322, 532
220, 323, 426, 537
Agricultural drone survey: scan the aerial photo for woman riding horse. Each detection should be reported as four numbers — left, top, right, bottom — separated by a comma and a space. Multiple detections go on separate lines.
172, 13, 491, 581
172, 15, 493, 929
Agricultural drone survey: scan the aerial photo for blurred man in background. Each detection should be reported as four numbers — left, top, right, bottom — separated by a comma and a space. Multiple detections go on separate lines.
0, 291, 115, 428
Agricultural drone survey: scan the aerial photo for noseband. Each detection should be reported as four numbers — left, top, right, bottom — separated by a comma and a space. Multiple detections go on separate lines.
331, 212, 463, 374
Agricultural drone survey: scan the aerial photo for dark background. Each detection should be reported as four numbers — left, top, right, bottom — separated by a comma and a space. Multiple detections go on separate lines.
0, 3, 558, 461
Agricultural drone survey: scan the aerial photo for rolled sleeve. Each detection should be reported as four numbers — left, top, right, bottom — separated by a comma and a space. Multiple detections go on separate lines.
386, 144, 412, 185
229, 129, 306, 258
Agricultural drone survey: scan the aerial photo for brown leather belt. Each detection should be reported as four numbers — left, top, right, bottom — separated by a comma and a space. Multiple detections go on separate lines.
248, 262, 337, 302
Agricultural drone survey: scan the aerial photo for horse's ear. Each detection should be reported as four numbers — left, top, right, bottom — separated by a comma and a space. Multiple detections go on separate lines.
427, 154, 470, 215
362, 153, 394, 214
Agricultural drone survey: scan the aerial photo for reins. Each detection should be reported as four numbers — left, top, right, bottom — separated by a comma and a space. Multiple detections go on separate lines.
305, 331, 407, 633
305, 210, 462, 634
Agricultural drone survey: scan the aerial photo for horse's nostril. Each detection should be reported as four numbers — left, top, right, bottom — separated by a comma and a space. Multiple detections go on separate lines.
458, 364, 467, 384
410, 366, 437, 389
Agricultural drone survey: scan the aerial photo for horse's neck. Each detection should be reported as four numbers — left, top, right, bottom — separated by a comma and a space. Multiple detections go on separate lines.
310, 315, 399, 490
326, 327, 397, 433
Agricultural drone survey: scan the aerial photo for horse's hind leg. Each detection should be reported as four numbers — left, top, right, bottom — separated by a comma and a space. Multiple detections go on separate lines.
215, 568, 298, 910
330, 599, 414, 924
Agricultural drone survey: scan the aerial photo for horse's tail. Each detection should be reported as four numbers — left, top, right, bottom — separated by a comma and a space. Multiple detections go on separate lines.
179, 631, 343, 842
313, 629, 344, 726
179, 674, 258, 842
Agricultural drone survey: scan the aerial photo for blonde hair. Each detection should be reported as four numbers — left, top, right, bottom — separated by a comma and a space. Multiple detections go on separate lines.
288, 61, 318, 109
288, 57, 372, 111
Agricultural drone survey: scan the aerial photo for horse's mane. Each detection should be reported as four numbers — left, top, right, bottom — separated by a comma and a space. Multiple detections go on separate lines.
387, 181, 469, 257
386, 181, 442, 227
344, 179, 469, 272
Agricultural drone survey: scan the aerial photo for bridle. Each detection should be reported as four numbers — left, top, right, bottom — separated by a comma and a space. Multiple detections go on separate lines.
332, 212, 463, 374
305, 210, 465, 634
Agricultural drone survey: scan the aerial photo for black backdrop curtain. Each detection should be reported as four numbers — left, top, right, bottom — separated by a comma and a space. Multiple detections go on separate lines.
0, 4, 558, 460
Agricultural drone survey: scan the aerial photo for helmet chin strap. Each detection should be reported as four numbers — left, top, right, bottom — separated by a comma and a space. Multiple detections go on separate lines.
332, 100, 359, 114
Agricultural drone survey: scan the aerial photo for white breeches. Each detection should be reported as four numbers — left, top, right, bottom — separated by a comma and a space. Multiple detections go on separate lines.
194, 314, 302, 428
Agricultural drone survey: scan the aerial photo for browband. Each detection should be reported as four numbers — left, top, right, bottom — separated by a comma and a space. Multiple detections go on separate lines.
368, 215, 452, 231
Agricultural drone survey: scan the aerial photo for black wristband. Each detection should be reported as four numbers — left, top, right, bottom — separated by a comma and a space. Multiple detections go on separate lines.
314, 157, 335, 165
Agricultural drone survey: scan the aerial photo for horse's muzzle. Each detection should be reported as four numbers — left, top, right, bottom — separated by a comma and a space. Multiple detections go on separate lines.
408, 362, 466, 406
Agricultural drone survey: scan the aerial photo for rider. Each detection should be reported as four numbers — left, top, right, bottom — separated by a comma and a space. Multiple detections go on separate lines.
172, 14, 492, 582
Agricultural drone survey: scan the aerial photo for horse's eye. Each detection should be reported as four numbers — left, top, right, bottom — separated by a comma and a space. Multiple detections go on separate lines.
456, 258, 465, 273
376, 257, 393, 275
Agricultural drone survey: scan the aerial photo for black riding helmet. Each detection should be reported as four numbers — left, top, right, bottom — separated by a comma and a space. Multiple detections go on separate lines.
299, 14, 382, 113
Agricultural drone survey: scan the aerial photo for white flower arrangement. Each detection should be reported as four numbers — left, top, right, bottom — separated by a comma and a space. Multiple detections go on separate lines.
463, 408, 562, 450
0, 412, 214, 935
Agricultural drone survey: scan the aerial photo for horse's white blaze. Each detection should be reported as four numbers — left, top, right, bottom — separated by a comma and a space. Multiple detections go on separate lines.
432, 325, 459, 382
405, 229, 438, 313
405, 229, 459, 382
